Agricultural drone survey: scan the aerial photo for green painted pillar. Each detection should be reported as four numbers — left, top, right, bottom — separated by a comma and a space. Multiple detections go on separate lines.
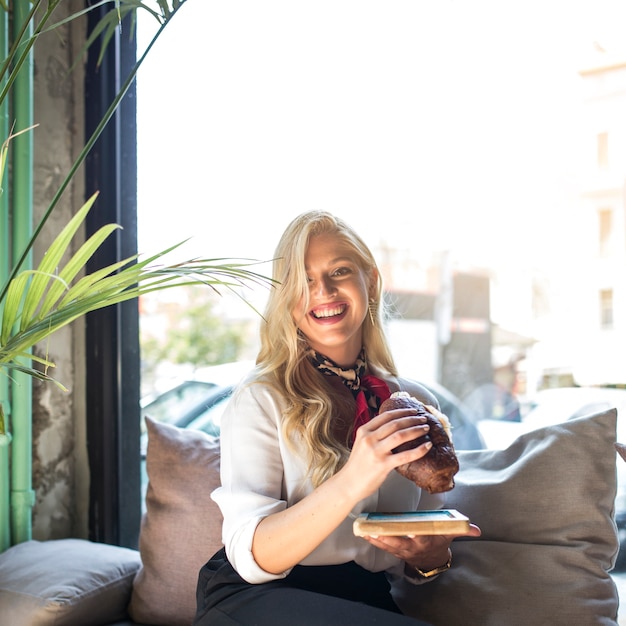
10, 0, 35, 546
0, 4, 11, 552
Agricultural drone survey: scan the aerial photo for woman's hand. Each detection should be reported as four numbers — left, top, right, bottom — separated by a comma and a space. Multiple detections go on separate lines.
251, 403, 457, 576
361, 523, 482, 573
251, 406, 432, 575
338, 406, 434, 502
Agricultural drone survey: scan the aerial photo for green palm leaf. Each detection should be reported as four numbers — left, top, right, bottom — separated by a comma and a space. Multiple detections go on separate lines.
1, 272, 30, 344
35, 223, 121, 322
0, 195, 275, 385
19, 193, 99, 329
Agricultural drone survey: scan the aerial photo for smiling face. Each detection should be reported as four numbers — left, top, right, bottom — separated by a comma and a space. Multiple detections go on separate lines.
293, 233, 376, 367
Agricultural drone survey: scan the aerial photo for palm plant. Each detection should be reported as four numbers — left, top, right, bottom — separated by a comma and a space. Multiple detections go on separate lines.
1, 0, 272, 409
0, 192, 272, 390
0, 0, 273, 547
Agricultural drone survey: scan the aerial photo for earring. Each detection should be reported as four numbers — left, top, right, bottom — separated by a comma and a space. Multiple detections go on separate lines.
368, 301, 376, 326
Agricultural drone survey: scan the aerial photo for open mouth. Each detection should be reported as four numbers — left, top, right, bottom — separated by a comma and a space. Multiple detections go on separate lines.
311, 304, 347, 319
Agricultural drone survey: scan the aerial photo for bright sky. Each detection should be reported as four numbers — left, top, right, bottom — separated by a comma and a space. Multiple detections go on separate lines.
136, 0, 626, 270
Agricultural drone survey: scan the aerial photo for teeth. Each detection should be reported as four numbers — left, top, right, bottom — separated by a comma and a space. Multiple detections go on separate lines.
313, 305, 345, 318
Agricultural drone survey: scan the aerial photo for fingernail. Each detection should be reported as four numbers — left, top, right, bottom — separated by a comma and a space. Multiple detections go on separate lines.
425, 441, 433, 449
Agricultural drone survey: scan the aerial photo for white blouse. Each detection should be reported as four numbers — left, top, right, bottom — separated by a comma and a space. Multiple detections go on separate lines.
211, 371, 444, 584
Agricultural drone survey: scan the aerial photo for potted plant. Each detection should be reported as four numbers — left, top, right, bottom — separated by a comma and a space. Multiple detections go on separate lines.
0, 0, 271, 549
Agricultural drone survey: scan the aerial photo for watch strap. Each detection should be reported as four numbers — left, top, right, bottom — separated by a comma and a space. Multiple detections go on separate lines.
409, 549, 452, 579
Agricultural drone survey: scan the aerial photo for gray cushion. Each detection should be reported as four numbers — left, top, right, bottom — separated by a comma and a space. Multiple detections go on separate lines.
129, 417, 223, 626
394, 408, 620, 625
0, 538, 141, 626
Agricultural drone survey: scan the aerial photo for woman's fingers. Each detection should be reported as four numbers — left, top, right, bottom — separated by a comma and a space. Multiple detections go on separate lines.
356, 408, 430, 456
368, 406, 427, 429
361, 523, 482, 564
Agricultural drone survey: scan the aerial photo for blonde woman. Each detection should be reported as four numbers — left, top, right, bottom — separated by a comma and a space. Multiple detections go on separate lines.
194, 211, 480, 625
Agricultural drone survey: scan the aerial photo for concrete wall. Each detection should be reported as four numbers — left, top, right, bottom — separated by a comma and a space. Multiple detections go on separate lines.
30, 2, 88, 539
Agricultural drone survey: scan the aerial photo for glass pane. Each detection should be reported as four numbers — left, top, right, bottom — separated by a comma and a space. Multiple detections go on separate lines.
140, 381, 217, 430
137, 2, 626, 620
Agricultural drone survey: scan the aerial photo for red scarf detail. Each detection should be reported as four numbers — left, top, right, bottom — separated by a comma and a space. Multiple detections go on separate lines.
307, 348, 391, 444
353, 374, 391, 442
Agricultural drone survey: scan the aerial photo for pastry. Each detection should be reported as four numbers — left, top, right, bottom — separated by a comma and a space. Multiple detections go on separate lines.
380, 391, 459, 494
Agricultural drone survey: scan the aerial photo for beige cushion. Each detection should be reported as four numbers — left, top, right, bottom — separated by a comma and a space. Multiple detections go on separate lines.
394, 408, 620, 625
129, 417, 222, 626
0, 538, 140, 626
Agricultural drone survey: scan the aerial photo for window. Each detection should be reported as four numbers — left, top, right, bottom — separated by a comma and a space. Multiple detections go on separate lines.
598, 208, 613, 256
600, 289, 614, 329
134, 4, 626, 615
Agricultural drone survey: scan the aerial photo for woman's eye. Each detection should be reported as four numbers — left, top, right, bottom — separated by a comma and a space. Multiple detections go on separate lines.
332, 267, 351, 277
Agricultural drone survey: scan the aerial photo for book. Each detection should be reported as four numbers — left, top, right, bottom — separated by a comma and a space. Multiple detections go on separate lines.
352, 509, 470, 537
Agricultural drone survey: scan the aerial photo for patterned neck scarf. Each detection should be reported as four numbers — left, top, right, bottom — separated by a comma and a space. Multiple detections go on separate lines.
308, 348, 391, 442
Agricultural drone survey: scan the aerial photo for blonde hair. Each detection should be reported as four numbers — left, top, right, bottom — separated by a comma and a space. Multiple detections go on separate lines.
256, 211, 398, 485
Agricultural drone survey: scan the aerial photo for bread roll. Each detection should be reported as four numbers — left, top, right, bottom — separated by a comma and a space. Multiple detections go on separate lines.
380, 391, 459, 494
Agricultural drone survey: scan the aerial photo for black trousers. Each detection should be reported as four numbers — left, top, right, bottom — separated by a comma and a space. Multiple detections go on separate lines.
194, 548, 430, 626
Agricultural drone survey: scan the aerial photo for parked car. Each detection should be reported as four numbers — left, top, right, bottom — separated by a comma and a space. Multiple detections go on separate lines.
140, 361, 257, 448
141, 361, 486, 451
477, 386, 626, 450
140, 362, 486, 508
477, 386, 626, 569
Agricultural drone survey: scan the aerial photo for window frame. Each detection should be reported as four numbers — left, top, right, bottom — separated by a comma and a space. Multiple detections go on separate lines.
84, 5, 140, 548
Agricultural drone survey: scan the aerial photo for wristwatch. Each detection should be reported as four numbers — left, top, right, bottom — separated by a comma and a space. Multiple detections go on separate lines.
408, 549, 452, 579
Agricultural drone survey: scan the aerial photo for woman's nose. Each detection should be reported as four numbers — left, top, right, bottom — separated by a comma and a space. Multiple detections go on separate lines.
312, 276, 336, 297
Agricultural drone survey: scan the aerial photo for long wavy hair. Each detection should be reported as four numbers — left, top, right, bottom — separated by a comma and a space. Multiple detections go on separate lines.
256, 211, 398, 486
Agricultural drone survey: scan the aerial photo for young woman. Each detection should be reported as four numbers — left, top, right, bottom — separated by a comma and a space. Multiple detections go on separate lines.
194, 211, 481, 625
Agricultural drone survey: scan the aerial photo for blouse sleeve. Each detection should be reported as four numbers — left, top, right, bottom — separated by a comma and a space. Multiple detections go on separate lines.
211, 378, 294, 584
